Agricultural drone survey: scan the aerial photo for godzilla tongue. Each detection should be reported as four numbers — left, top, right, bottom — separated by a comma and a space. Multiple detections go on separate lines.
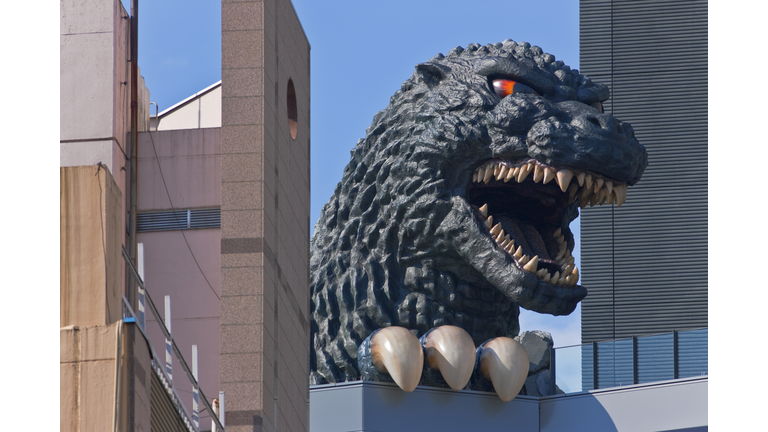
496, 216, 551, 261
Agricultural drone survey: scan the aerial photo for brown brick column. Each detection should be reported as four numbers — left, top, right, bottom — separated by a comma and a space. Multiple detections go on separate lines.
221, 0, 310, 431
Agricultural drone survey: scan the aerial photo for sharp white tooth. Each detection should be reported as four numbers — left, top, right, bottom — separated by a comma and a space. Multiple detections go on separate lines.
536, 268, 547, 278
576, 171, 586, 186
593, 177, 604, 193
478, 337, 529, 402
505, 167, 518, 183
484, 216, 493, 229
605, 180, 614, 194
519, 254, 530, 265
422, 325, 476, 391
563, 264, 574, 276
494, 229, 505, 243
483, 165, 493, 183
491, 223, 502, 236
516, 163, 532, 183
552, 271, 561, 283
584, 173, 593, 189
497, 165, 509, 181
568, 183, 579, 203
370, 326, 424, 392
556, 169, 574, 192
493, 163, 501, 177
566, 255, 575, 266
556, 247, 567, 262
533, 164, 544, 183
472, 171, 478, 183
479, 203, 489, 217
553, 228, 562, 238
514, 246, 523, 259
588, 193, 599, 207
557, 234, 565, 244
523, 255, 539, 272
542, 168, 556, 184
542, 273, 551, 283
615, 183, 627, 206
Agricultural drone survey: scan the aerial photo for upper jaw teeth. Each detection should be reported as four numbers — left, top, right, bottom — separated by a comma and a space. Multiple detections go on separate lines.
471, 159, 628, 208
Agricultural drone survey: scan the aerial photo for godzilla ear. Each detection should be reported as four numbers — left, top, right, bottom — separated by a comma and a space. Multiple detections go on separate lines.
415, 62, 451, 84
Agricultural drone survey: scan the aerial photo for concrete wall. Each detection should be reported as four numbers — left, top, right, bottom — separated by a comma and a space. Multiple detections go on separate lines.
136, 127, 223, 415
60, 0, 150, 192
153, 84, 223, 131
138, 128, 222, 211
220, 0, 311, 431
60, 165, 123, 328
61, 322, 152, 432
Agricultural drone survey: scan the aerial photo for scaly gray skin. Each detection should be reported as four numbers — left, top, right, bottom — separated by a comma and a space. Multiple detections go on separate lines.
310, 40, 648, 386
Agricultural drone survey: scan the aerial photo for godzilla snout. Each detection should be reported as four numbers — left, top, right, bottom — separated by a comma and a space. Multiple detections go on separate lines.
574, 112, 627, 141
524, 112, 647, 185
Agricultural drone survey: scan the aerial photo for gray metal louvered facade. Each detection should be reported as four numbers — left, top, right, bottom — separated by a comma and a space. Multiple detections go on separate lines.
579, 0, 707, 342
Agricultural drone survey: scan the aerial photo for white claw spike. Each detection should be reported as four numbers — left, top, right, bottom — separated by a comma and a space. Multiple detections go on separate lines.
370, 326, 424, 392
423, 325, 476, 391
505, 167, 518, 183
593, 177, 604, 193
523, 255, 539, 273
483, 165, 493, 184
556, 169, 574, 193
542, 168, 556, 184
478, 337, 529, 402
497, 165, 509, 181
576, 171, 586, 186
615, 183, 627, 207
516, 163, 532, 183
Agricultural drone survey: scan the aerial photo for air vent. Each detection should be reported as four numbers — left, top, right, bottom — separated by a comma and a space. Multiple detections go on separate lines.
137, 208, 220, 232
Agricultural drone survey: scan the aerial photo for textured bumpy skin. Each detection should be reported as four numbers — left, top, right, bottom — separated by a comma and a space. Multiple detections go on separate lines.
310, 40, 647, 385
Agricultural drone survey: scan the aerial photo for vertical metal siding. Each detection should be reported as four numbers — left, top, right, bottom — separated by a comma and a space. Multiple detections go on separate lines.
580, 0, 708, 342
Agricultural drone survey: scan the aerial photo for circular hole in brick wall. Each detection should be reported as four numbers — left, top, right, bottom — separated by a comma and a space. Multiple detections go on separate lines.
287, 79, 298, 140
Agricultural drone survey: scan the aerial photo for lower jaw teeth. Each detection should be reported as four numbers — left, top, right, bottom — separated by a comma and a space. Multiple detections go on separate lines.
476, 203, 579, 287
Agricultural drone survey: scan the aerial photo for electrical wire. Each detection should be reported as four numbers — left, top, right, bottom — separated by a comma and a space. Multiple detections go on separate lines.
146, 130, 220, 301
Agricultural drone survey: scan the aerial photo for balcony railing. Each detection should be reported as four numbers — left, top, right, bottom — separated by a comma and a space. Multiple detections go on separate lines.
554, 328, 708, 394
121, 245, 225, 432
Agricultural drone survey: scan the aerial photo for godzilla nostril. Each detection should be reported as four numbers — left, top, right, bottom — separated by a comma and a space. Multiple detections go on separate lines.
587, 117, 601, 127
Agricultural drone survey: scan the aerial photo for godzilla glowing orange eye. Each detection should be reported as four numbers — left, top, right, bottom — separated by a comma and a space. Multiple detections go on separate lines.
492, 79, 539, 98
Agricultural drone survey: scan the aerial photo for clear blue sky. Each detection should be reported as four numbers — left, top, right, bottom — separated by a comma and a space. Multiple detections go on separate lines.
137, 0, 583, 347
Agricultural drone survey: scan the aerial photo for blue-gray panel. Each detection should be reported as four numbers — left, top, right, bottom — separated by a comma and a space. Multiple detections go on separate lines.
309, 381, 538, 432
540, 377, 708, 432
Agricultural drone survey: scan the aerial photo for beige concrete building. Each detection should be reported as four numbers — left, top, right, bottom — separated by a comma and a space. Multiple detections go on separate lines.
60, 0, 310, 431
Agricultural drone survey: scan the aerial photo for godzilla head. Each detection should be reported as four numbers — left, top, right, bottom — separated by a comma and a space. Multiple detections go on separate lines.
310, 40, 647, 378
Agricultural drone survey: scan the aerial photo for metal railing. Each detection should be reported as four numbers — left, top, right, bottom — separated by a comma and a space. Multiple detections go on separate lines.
121, 245, 225, 432
553, 328, 708, 394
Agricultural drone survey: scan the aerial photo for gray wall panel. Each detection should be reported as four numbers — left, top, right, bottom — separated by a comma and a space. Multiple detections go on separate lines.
579, 0, 707, 342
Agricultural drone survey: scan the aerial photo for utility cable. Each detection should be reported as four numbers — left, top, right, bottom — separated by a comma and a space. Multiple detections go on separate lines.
146, 130, 220, 301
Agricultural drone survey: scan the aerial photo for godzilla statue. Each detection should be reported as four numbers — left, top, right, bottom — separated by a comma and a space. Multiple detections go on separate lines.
310, 40, 647, 392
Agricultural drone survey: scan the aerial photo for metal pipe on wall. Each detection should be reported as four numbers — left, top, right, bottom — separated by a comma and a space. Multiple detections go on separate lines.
128, 0, 139, 308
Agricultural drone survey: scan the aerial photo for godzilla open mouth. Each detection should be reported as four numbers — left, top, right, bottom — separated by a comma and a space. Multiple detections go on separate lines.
468, 158, 628, 287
